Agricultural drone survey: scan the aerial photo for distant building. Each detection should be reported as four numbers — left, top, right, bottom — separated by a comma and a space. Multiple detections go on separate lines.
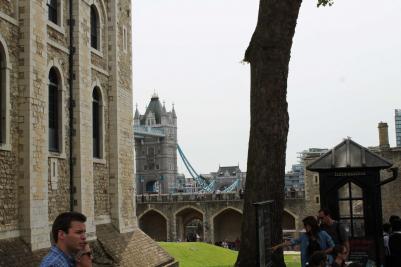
134, 94, 178, 194
285, 164, 305, 199
395, 109, 401, 147
284, 148, 328, 200
209, 165, 246, 191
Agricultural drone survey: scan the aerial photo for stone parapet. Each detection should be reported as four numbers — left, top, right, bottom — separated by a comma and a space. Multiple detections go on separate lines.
137, 192, 242, 203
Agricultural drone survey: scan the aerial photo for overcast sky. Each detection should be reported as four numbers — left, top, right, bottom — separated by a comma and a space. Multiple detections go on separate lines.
132, 0, 401, 176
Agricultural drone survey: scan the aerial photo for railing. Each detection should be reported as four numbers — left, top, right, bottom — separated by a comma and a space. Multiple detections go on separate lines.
134, 125, 165, 137
136, 192, 243, 203
136, 192, 304, 203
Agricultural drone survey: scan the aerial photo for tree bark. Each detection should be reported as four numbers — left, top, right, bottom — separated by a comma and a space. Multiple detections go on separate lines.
236, 0, 302, 266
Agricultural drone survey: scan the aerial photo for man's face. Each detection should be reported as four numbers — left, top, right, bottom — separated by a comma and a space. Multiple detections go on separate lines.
318, 211, 330, 225
61, 221, 87, 253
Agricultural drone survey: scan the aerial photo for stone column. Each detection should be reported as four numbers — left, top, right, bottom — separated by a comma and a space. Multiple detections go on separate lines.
17, 0, 50, 250
71, 0, 95, 238
107, 0, 136, 232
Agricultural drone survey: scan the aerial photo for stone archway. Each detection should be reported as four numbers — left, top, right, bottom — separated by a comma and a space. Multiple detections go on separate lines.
139, 209, 168, 241
175, 207, 204, 242
212, 208, 242, 246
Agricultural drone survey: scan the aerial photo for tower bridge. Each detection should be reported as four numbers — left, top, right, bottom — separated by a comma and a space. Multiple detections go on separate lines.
136, 192, 306, 244
133, 95, 310, 245
133, 94, 241, 194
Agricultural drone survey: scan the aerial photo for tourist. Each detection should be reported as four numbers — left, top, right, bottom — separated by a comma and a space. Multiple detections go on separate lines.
388, 218, 401, 267
272, 216, 334, 267
331, 245, 347, 267
40, 212, 87, 267
308, 251, 327, 267
75, 243, 93, 267
318, 209, 349, 255
383, 222, 391, 265
235, 237, 240, 251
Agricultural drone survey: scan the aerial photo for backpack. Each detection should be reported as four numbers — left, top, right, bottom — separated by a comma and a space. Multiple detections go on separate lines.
307, 237, 321, 258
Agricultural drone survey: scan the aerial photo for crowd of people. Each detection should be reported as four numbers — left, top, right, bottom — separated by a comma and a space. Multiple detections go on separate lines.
272, 209, 401, 267
39, 210, 401, 267
272, 209, 349, 267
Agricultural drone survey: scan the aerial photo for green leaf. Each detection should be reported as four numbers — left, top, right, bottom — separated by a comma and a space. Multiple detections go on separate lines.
317, 0, 334, 7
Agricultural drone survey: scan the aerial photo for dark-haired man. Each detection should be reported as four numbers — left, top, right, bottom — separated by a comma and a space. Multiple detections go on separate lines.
318, 209, 349, 256
40, 212, 87, 267
388, 219, 401, 267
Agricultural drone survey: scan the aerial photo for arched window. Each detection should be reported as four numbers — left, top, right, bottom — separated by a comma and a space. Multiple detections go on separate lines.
92, 87, 102, 158
338, 182, 364, 237
90, 5, 99, 49
47, 0, 58, 24
0, 38, 10, 148
48, 67, 60, 152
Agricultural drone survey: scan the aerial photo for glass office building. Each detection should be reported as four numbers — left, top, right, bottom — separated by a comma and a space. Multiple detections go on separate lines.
396, 109, 401, 147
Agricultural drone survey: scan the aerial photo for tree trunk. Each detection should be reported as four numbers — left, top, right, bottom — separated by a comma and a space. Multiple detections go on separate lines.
236, 0, 302, 266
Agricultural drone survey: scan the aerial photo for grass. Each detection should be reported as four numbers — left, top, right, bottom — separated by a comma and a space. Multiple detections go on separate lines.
284, 253, 301, 267
158, 242, 300, 267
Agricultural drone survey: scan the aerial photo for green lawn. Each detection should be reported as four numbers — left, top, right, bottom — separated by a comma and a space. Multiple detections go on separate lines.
284, 253, 301, 267
159, 242, 300, 267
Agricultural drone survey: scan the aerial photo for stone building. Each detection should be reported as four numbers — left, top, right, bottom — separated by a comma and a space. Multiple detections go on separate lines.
134, 94, 178, 194
369, 122, 401, 221
0, 1, 174, 266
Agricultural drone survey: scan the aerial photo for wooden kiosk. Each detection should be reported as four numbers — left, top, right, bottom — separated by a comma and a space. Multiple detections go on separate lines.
307, 138, 397, 267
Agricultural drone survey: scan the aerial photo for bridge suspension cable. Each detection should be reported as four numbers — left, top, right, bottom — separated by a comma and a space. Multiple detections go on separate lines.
176, 144, 240, 193
177, 144, 213, 192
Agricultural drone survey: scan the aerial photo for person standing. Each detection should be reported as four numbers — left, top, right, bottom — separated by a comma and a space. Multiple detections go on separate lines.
272, 216, 334, 267
388, 219, 401, 267
40, 212, 87, 267
383, 222, 391, 266
75, 243, 93, 267
318, 209, 350, 255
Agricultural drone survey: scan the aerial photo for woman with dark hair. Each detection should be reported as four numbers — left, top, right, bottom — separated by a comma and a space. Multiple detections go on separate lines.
272, 216, 334, 267
332, 244, 347, 267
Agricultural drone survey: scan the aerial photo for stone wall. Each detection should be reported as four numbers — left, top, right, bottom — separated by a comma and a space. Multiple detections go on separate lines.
46, 38, 71, 223
94, 163, 110, 217
0, 149, 18, 232
378, 148, 401, 221
0, 6, 20, 234
136, 193, 244, 243
47, 158, 70, 223
0, 0, 15, 18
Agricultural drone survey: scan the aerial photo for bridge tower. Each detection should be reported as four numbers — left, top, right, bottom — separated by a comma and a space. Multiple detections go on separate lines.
135, 93, 178, 194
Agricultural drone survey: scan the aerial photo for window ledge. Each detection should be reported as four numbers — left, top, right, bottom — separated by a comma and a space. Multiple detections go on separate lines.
91, 47, 103, 58
49, 151, 66, 159
93, 158, 106, 165
0, 143, 11, 152
47, 21, 65, 35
